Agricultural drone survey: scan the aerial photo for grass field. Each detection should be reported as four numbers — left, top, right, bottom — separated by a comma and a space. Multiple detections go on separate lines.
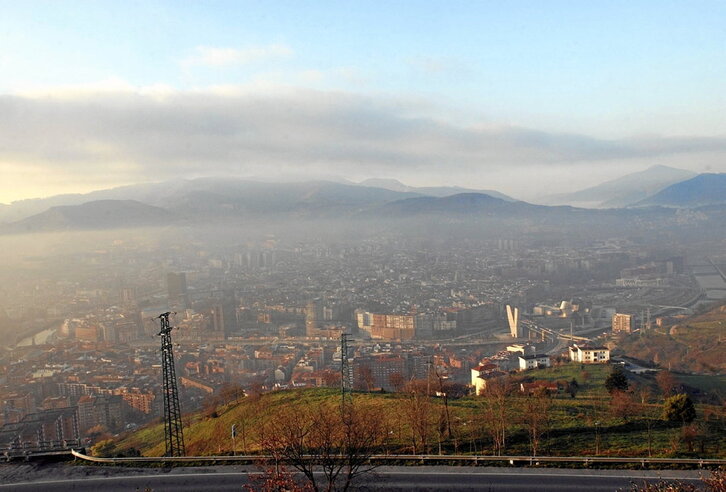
678, 374, 726, 395
111, 363, 726, 460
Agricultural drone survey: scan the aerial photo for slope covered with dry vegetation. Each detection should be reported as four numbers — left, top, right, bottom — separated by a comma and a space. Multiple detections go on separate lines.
109, 363, 726, 461
615, 302, 726, 374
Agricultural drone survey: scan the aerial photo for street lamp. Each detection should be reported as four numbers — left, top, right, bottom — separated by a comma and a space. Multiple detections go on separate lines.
595, 421, 601, 456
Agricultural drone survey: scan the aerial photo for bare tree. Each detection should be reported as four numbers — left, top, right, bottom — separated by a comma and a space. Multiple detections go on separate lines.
634, 383, 652, 405
259, 397, 385, 492
244, 463, 313, 492
218, 382, 245, 406
259, 402, 320, 490
610, 389, 637, 421
636, 402, 660, 457
338, 401, 386, 491
656, 370, 678, 398
682, 424, 698, 453
477, 378, 510, 456
247, 381, 265, 401
235, 402, 255, 455
519, 389, 552, 457
355, 365, 375, 392
202, 392, 222, 419
322, 369, 341, 388
400, 381, 435, 454
388, 372, 405, 393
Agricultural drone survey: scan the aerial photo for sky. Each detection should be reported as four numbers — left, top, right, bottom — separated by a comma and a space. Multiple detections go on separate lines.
1, 0, 725, 203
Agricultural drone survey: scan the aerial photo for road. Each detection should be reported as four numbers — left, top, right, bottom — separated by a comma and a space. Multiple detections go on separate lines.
0, 466, 708, 491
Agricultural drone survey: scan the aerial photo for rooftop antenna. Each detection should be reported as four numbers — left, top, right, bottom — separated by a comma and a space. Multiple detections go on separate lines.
158, 312, 185, 457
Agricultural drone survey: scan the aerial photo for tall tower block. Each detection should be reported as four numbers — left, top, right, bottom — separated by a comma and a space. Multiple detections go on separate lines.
166, 272, 189, 309
506, 305, 521, 338
305, 299, 323, 337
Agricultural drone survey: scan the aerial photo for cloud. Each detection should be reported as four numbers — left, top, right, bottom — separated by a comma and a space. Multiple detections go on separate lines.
1, 85, 725, 201
181, 44, 293, 67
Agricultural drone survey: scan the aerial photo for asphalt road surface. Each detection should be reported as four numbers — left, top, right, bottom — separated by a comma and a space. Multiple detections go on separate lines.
0, 466, 708, 491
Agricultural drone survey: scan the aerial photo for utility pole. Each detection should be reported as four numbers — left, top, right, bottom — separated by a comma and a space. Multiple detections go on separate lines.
231, 424, 237, 456
340, 333, 353, 416
158, 312, 185, 457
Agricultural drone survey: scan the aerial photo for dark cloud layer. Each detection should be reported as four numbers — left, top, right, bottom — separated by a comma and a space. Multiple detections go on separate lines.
1, 88, 725, 187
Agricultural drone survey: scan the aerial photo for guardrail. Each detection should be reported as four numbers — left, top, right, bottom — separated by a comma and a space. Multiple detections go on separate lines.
71, 449, 726, 468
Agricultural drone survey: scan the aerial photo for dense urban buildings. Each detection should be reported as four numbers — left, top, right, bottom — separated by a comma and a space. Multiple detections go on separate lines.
0, 231, 717, 449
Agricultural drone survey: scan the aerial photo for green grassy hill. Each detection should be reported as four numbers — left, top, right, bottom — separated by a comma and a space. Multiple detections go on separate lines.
111, 363, 726, 460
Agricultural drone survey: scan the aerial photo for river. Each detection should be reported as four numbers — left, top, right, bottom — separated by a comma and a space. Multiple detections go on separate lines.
16, 327, 57, 347
692, 260, 726, 301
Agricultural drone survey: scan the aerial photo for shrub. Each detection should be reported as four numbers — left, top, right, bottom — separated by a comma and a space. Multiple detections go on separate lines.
663, 394, 696, 423
605, 366, 629, 393
90, 439, 116, 457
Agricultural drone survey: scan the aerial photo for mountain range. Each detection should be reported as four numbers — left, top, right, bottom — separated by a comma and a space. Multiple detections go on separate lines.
0, 177, 506, 225
1, 170, 724, 235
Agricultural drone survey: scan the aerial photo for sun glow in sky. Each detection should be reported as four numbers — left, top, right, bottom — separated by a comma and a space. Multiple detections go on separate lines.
1, 0, 725, 202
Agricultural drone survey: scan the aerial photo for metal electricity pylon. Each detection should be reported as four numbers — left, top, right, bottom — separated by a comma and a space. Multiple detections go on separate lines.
340, 333, 353, 413
158, 312, 185, 457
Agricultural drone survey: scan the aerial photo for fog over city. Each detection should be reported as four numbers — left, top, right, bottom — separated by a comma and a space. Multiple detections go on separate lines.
0, 2, 724, 488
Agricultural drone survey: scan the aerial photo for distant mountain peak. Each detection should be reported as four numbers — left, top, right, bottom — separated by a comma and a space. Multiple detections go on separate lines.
378, 192, 519, 217
635, 173, 726, 208
358, 178, 410, 192
537, 165, 697, 208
